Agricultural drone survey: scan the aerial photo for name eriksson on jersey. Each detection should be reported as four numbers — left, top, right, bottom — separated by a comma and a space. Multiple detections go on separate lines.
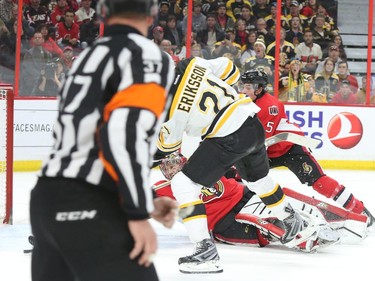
177, 65, 207, 113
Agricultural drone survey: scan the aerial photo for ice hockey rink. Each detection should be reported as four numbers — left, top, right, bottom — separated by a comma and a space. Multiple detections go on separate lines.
1, 168, 374, 281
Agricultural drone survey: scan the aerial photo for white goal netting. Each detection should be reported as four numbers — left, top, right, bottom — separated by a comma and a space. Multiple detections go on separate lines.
0, 86, 12, 224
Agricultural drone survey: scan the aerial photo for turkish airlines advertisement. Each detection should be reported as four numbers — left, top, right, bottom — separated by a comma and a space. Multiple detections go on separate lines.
9, 100, 375, 167
285, 105, 375, 161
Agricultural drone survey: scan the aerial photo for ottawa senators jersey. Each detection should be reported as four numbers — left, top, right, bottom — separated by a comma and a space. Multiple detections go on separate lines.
157, 57, 260, 153
255, 93, 304, 158
55, 22, 80, 45
154, 177, 245, 230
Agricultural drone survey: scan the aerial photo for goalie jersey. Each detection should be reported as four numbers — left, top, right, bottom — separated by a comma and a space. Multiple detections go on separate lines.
157, 57, 260, 153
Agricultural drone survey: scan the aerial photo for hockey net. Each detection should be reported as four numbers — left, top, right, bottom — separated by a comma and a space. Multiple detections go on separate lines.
0, 84, 14, 224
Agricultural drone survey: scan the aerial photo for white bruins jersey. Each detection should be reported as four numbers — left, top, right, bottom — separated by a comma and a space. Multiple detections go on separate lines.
157, 57, 260, 153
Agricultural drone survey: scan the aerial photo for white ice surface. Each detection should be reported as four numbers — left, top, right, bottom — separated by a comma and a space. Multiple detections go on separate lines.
1, 169, 374, 281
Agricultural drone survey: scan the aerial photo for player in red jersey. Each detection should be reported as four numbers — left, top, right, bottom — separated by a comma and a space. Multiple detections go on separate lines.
153, 153, 368, 252
239, 69, 374, 227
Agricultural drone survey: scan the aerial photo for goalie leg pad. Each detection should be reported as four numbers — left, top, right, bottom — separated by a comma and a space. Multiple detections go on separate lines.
284, 188, 368, 243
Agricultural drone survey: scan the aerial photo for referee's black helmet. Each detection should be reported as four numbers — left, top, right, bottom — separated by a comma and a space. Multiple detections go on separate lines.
97, 0, 158, 18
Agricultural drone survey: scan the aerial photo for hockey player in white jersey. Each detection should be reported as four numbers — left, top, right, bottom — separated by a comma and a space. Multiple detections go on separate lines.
155, 57, 318, 273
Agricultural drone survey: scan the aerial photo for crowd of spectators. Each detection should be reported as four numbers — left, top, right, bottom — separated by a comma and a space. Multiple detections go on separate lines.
0, 0, 99, 96
0, 0, 373, 104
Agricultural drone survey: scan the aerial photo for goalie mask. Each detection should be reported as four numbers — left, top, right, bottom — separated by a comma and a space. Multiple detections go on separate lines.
159, 152, 187, 180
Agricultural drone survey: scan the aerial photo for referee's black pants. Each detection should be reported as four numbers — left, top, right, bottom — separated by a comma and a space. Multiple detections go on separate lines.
30, 177, 158, 281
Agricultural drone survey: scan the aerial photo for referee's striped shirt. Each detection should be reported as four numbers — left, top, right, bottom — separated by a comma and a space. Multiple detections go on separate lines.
41, 25, 175, 220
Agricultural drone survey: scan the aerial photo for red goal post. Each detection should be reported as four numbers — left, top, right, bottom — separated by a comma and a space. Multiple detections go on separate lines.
0, 84, 14, 224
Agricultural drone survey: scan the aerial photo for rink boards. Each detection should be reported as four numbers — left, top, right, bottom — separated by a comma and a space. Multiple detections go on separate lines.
8, 99, 375, 171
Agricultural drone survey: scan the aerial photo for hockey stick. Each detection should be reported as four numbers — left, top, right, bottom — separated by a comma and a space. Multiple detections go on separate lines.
265, 132, 320, 149
152, 180, 171, 191
151, 132, 320, 192
152, 133, 319, 166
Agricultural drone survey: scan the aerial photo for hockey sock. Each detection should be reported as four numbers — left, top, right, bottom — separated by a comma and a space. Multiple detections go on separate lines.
244, 174, 290, 220
312, 176, 364, 213
171, 172, 211, 243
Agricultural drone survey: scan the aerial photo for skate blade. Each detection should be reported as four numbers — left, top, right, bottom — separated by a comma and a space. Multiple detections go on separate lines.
179, 260, 223, 274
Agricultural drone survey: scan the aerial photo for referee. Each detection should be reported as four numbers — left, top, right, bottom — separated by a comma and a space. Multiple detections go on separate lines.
29, 1, 177, 280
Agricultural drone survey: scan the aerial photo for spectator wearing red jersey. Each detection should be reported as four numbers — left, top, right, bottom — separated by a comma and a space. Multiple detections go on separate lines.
56, 9, 80, 49
331, 80, 358, 104
34, 23, 64, 58
66, 0, 79, 12
300, 0, 318, 18
50, 0, 69, 26
336, 61, 358, 93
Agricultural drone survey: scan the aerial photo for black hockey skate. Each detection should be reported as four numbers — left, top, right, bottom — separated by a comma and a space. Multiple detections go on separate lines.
178, 238, 223, 274
362, 207, 375, 227
280, 204, 317, 247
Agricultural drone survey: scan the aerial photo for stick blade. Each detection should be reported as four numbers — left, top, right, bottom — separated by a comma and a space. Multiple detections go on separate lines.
265, 132, 320, 149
